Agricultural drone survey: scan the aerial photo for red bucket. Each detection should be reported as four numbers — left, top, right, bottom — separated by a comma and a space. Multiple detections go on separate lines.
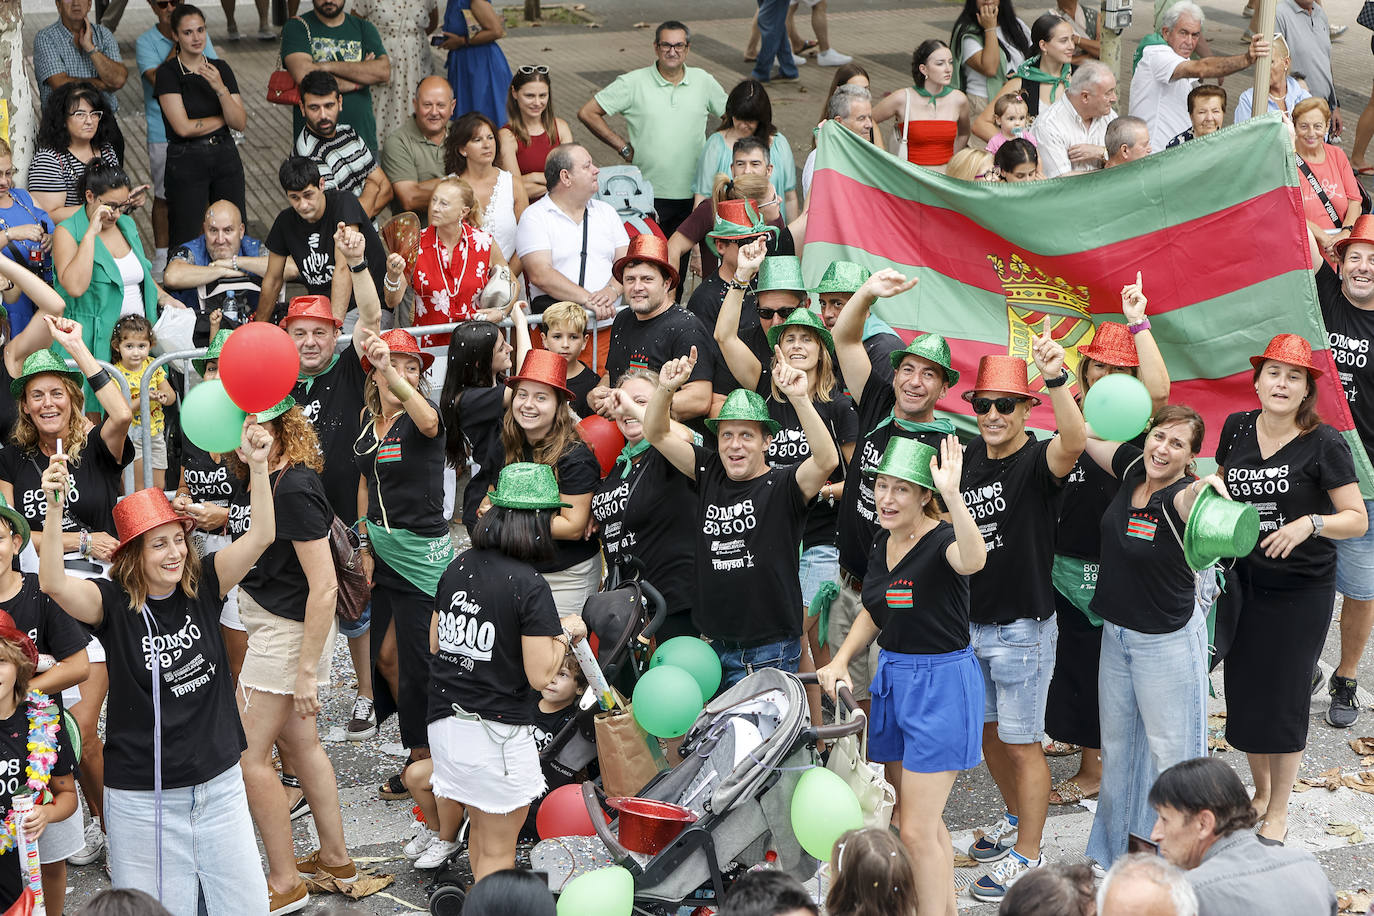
606, 797, 698, 855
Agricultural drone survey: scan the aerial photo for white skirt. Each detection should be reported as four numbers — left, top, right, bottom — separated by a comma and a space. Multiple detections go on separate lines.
428, 710, 545, 815
39, 806, 84, 863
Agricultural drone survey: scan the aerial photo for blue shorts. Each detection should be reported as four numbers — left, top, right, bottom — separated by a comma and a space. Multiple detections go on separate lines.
969, 617, 1058, 745
337, 601, 371, 639
799, 544, 840, 607
1337, 499, 1374, 601
713, 637, 802, 693
869, 647, 984, 773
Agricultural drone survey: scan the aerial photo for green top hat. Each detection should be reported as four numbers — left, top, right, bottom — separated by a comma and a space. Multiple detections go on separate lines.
815, 261, 871, 295
487, 462, 571, 510
766, 305, 834, 352
755, 256, 808, 297
0, 493, 31, 551
10, 348, 82, 399
1183, 486, 1261, 571
193, 329, 232, 377
704, 389, 781, 436
705, 199, 779, 257
863, 437, 938, 491
889, 333, 960, 386
255, 395, 297, 424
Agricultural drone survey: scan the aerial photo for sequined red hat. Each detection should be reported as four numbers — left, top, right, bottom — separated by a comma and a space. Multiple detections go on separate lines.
1249, 333, 1323, 378
1079, 322, 1139, 368
361, 328, 435, 373
962, 354, 1042, 406
505, 349, 575, 398
0, 610, 38, 668
1334, 214, 1374, 258
280, 295, 342, 329
613, 233, 679, 290
112, 489, 195, 559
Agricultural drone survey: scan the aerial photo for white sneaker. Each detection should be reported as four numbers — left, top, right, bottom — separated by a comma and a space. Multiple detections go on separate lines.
404, 824, 439, 860
68, 821, 105, 866
790, 51, 806, 66
414, 838, 460, 870
817, 48, 853, 66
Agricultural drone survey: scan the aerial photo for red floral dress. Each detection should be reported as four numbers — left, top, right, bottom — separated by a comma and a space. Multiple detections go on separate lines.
410, 221, 493, 346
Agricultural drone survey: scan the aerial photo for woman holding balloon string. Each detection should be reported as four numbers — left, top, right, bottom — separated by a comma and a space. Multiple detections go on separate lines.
817, 435, 985, 916
1044, 274, 1168, 809
0, 314, 132, 869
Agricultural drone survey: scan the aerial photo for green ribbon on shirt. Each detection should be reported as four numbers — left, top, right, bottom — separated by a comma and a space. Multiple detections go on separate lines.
296, 353, 340, 397
369, 524, 454, 597
867, 415, 956, 439
613, 438, 653, 477
1015, 56, 1073, 102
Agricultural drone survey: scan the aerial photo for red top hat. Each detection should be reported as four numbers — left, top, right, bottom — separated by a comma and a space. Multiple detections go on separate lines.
613, 233, 680, 290
280, 295, 342, 329
112, 489, 195, 560
1335, 214, 1374, 258
506, 349, 575, 398
962, 354, 1042, 405
0, 610, 37, 668
1079, 322, 1139, 369
361, 328, 435, 374
1249, 333, 1323, 378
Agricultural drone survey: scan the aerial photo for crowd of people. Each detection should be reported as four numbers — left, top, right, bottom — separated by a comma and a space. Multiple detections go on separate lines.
0, 0, 1369, 913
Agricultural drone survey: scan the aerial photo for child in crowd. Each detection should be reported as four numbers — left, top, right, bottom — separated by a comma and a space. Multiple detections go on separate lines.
541, 301, 597, 418
825, 827, 919, 916
521, 650, 598, 840
994, 137, 1043, 182
986, 93, 1035, 155
110, 315, 176, 489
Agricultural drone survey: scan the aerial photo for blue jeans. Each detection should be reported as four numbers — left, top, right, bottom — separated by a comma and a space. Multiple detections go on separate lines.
752, 0, 797, 81
105, 764, 268, 916
337, 599, 371, 639
969, 617, 1057, 744
1086, 612, 1209, 867
1336, 498, 1374, 600
714, 637, 802, 692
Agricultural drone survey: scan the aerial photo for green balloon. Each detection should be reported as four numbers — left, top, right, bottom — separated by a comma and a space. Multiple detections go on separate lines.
181, 381, 247, 453
632, 664, 704, 738
557, 865, 633, 916
790, 766, 864, 860
1083, 373, 1153, 442
649, 637, 722, 699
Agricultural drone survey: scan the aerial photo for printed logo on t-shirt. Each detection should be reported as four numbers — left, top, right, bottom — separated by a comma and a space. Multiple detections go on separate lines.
886, 580, 914, 609
227, 501, 251, 539
1225, 464, 1290, 498
0, 756, 28, 798
184, 466, 233, 498
591, 478, 634, 557
377, 442, 402, 463
629, 354, 650, 371
310, 37, 363, 62
964, 482, 1007, 551
21, 478, 78, 529
142, 614, 217, 698
301, 398, 322, 423
1329, 329, 1368, 405
437, 590, 496, 665
767, 428, 810, 463
855, 437, 885, 524
299, 234, 332, 288
705, 498, 758, 572
1125, 512, 1158, 541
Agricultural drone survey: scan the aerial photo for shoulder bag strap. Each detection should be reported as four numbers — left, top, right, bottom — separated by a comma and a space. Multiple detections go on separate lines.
578, 207, 590, 290
901, 90, 910, 146
1298, 157, 1343, 227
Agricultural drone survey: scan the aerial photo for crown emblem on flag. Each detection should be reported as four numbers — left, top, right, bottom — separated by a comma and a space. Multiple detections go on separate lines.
988, 253, 1096, 390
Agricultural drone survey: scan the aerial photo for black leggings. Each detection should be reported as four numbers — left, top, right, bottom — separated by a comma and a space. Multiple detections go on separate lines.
369, 552, 435, 750
165, 136, 246, 250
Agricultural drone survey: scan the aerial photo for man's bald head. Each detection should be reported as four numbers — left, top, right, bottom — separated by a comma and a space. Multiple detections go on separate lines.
1098, 854, 1197, 916
203, 200, 245, 260
414, 77, 456, 140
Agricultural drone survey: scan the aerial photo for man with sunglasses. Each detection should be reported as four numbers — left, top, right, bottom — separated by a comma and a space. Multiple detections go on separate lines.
577, 21, 727, 243
959, 336, 1085, 903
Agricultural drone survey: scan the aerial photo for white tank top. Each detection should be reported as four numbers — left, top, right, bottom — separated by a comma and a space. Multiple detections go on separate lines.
483, 169, 518, 262
114, 250, 144, 317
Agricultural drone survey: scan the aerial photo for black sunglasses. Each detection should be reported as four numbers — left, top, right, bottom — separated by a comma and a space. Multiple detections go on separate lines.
757, 306, 798, 320
154, 0, 180, 8
971, 396, 1026, 415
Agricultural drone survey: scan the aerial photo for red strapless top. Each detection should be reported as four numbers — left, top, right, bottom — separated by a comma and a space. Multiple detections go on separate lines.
514, 130, 558, 179
906, 119, 958, 167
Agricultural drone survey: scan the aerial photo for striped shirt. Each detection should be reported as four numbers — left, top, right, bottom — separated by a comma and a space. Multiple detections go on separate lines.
293, 124, 375, 198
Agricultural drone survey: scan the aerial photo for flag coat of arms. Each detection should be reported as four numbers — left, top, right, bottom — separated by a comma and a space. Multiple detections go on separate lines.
804, 117, 1374, 495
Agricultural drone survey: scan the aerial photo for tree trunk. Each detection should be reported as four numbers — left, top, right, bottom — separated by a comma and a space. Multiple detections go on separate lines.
0, 0, 36, 174
524, 0, 541, 22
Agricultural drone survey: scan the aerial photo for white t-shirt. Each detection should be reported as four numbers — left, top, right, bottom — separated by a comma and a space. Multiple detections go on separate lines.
961, 20, 1030, 99
114, 250, 145, 317
1129, 42, 1195, 151
515, 195, 629, 321
801, 148, 817, 197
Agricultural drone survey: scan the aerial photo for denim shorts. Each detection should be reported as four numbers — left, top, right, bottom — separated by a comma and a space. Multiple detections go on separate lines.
713, 637, 802, 693
336, 600, 371, 639
1337, 499, 1374, 600
969, 616, 1058, 744
799, 544, 840, 607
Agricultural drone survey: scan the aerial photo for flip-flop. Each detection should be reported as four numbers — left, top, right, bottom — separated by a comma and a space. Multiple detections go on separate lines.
1049, 779, 1099, 805
1044, 740, 1081, 757
796, 39, 819, 54
1356, 166, 1374, 175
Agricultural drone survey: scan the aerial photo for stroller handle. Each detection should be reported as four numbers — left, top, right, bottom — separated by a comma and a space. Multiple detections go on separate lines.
794, 673, 866, 741
611, 555, 669, 641
581, 780, 633, 864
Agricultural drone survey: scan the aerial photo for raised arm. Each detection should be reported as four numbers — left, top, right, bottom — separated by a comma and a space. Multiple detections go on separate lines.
211, 422, 276, 591
1035, 318, 1086, 478
337, 223, 382, 347
358, 327, 440, 437
36, 455, 104, 626
1120, 271, 1169, 411
931, 434, 987, 574
644, 347, 700, 479
46, 316, 132, 452
714, 238, 766, 391
1171, 35, 1267, 80
834, 270, 918, 405
775, 349, 839, 498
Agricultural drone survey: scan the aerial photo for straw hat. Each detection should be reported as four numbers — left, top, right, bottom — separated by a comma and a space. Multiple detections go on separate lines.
505, 349, 574, 398
111, 488, 194, 559
863, 437, 938, 491
1079, 322, 1139, 368
1249, 333, 1322, 378
10, 348, 82, 399
814, 261, 871, 295
487, 462, 571, 510
1183, 486, 1261, 571
361, 328, 435, 373
279, 295, 341, 329
613, 233, 679, 289
962, 355, 1040, 406
704, 389, 781, 436
890, 333, 960, 386
193, 329, 232, 377
766, 306, 834, 352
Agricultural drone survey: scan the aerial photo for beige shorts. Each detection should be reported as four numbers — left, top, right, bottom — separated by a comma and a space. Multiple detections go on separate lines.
131, 429, 168, 470
238, 589, 335, 696
540, 555, 602, 618
826, 580, 880, 702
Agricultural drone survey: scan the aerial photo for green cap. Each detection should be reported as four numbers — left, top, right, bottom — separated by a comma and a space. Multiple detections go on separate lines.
705, 199, 780, 257
889, 332, 959, 386
10, 348, 82, 399
487, 462, 572, 510
814, 261, 871, 295
193, 329, 232, 377
0, 493, 31, 551
755, 256, 808, 297
863, 437, 938, 491
766, 305, 834, 352
704, 389, 781, 436
254, 395, 297, 423
1183, 486, 1261, 571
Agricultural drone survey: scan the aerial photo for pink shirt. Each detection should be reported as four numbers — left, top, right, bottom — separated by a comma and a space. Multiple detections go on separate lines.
1299, 144, 1360, 230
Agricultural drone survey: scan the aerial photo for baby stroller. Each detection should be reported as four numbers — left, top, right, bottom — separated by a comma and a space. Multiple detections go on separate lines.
424, 567, 667, 915
533, 669, 864, 913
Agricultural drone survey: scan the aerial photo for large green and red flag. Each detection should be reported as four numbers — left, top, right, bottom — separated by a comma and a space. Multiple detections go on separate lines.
804, 116, 1374, 491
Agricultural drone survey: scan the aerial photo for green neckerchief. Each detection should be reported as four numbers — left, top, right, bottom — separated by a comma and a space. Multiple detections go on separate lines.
951, 19, 1010, 97
296, 352, 340, 396
1016, 55, 1072, 102
913, 84, 955, 103
868, 415, 956, 438
614, 438, 652, 476
369, 524, 454, 597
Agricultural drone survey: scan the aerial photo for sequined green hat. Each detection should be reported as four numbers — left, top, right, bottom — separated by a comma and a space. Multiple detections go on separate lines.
254, 395, 297, 423
863, 437, 937, 491
755, 256, 808, 297
0, 493, 30, 551
814, 261, 871, 295
889, 332, 959, 386
10, 348, 81, 398
766, 305, 833, 352
705, 199, 779, 257
193, 329, 232, 377
704, 389, 781, 436
1183, 486, 1261, 571
487, 462, 571, 510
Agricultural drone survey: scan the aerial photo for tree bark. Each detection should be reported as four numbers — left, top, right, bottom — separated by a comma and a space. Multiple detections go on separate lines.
524, 0, 541, 22
0, 0, 36, 173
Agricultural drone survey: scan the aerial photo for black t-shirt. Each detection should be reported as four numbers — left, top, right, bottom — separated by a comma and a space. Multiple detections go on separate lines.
232, 466, 332, 620
0, 573, 89, 662
837, 373, 946, 578
961, 435, 1064, 625
522, 442, 601, 574
686, 274, 770, 391
532, 703, 597, 787
264, 190, 386, 301
1057, 452, 1122, 561
765, 391, 858, 550
1317, 261, 1374, 458
0, 359, 17, 447
292, 351, 367, 522
179, 438, 242, 509
604, 305, 716, 390
1215, 410, 1358, 584
692, 444, 808, 643
457, 386, 505, 526
0, 427, 133, 537
93, 558, 245, 790
837, 336, 898, 400
428, 547, 562, 724
1091, 447, 1196, 633
565, 363, 598, 419
592, 447, 697, 615
355, 406, 447, 537
0, 701, 75, 908
863, 522, 970, 654
154, 58, 240, 142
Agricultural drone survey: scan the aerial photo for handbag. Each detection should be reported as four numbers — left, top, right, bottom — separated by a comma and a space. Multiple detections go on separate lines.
825, 702, 896, 830
265, 17, 310, 105
1359, 0, 1374, 30
594, 689, 667, 798
479, 264, 514, 312
329, 515, 371, 622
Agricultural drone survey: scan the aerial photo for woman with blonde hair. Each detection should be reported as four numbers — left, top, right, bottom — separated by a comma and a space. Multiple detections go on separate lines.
946, 147, 994, 181
1234, 33, 1309, 119
826, 827, 919, 916
667, 164, 795, 282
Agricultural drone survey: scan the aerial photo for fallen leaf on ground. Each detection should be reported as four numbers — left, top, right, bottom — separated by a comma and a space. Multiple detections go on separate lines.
1294, 780, 1313, 793
1208, 734, 1231, 752
1350, 737, 1374, 755
1338, 888, 1372, 914
953, 853, 979, 868
633, 21, 650, 27
1327, 821, 1367, 844
1363, 756, 1374, 767
1342, 772, 1374, 795
302, 871, 395, 898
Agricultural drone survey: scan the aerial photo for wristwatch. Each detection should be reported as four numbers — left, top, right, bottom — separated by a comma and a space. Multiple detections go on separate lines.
618, 144, 632, 161
1309, 513, 1324, 536
1044, 369, 1070, 389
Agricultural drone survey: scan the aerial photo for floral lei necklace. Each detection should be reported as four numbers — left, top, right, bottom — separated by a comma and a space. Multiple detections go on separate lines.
0, 691, 59, 855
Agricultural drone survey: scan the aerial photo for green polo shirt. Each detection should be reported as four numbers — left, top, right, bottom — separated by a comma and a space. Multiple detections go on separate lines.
594, 63, 727, 200
380, 117, 446, 186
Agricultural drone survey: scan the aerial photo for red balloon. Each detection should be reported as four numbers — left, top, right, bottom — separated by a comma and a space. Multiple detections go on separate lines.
578, 415, 626, 478
219, 323, 300, 413
536, 783, 608, 840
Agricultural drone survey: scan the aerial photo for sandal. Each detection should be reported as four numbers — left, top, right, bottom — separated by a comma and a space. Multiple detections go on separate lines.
795, 39, 819, 54
379, 763, 411, 800
1044, 740, 1081, 757
1049, 779, 1098, 805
